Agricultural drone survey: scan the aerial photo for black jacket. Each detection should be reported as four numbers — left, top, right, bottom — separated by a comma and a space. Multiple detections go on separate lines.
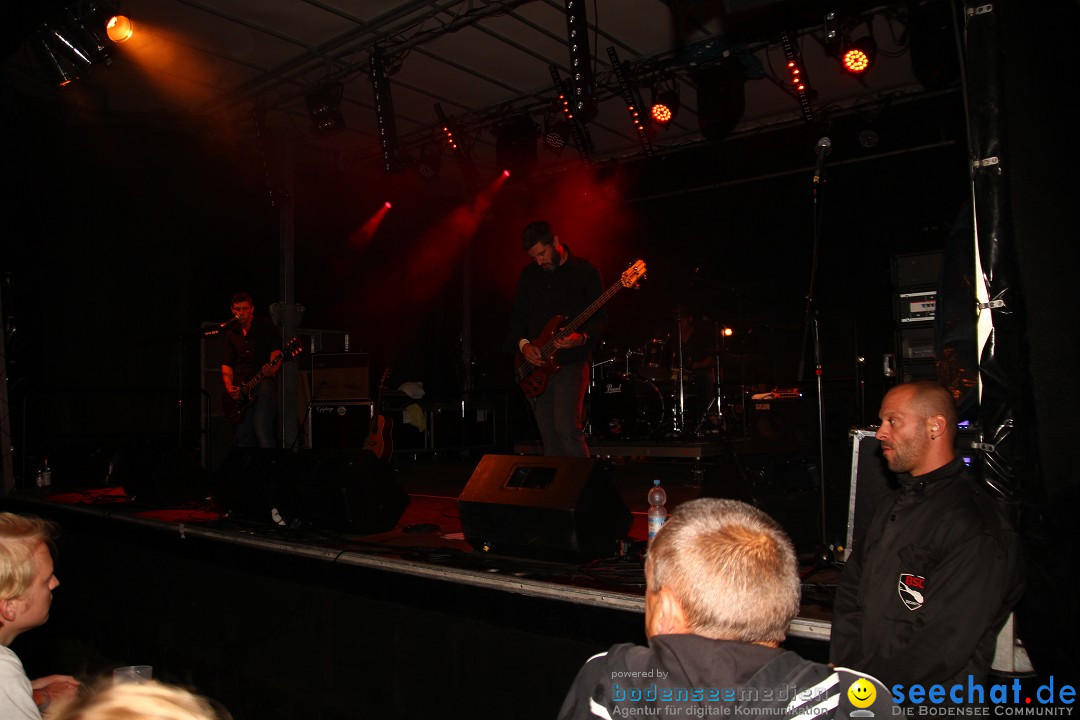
558, 634, 894, 719
830, 457, 1025, 691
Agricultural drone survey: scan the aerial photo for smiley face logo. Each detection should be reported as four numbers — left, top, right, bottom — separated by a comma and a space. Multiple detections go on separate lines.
847, 678, 876, 708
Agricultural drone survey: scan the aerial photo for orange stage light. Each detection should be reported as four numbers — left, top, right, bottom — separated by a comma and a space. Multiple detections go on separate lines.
106, 15, 134, 43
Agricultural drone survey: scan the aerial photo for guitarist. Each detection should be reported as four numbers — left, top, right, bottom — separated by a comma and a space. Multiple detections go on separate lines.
507, 221, 606, 457
221, 292, 283, 448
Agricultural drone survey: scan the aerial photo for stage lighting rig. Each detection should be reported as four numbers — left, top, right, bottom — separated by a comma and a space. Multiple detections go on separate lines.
780, 31, 814, 122
435, 103, 478, 192
607, 47, 653, 156
306, 82, 346, 136
370, 50, 405, 172
564, 0, 596, 123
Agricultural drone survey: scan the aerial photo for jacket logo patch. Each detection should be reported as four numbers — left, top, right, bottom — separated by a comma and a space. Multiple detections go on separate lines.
898, 573, 926, 610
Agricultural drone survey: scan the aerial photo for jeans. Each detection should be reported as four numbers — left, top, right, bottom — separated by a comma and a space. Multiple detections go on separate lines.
531, 360, 590, 457
235, 382, 277, 448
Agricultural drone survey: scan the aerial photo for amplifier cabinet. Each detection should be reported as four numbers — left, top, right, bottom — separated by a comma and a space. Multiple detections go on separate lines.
310, 401, 373, 450
312, 353, 370, 401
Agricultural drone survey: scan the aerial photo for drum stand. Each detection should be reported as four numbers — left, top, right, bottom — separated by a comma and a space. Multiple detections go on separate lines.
691, 321, 726, 437
672, 310, 686, 435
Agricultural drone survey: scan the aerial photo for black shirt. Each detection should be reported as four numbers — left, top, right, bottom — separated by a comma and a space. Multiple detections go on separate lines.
222, 316, 280, 384
507, 245, 606, 365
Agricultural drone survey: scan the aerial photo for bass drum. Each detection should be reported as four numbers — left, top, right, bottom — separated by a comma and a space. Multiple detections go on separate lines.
588, 374, 664, 439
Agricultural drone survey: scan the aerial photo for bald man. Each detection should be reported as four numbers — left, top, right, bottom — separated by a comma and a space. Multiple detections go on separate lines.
830, 381, 1024, 692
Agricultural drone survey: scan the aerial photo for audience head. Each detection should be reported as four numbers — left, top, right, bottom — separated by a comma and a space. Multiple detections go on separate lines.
53, 680, 227, 720
645, 499, 801, 646
0, 513, 59, 644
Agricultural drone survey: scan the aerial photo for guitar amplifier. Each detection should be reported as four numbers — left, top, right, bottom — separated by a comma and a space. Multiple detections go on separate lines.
312, 353, 370, 401
310, 402, 373, 450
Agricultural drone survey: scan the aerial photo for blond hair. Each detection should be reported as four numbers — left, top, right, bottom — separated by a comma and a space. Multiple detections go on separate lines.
53, 680, 227, 720
0, 513, 56, 601
648, 499, 801, 644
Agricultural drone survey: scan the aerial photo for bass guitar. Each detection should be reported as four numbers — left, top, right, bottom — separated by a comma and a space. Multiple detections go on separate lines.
514, 259, 646, 398
363, 367, 394, 462
222, 338, 303, 424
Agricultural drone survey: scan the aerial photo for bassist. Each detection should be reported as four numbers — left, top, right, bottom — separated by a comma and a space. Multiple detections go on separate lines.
507, 221, 605, 457
221, 292, 282, 448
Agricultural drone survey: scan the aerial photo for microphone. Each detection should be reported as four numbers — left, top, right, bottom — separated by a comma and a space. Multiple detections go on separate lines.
219, 316, 239, 329
813, 137, 831, 185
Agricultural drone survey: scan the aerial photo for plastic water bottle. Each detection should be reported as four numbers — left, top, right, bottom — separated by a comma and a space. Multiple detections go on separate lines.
647, 479, 668, 543
35, 456, 52, 490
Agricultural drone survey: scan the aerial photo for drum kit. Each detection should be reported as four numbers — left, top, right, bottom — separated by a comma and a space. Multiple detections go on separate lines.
587, 311, 744, 441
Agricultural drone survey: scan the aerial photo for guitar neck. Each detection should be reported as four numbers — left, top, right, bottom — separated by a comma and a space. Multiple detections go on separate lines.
538, 279, 624, 356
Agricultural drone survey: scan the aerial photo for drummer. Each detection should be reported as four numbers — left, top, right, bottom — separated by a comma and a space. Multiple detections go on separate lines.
672, 308, 716, 381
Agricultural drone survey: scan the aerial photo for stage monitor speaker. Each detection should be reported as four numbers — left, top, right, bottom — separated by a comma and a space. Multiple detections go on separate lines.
212, 448, 408, 533
115, 441, 208, 504
457, 454, 632, 561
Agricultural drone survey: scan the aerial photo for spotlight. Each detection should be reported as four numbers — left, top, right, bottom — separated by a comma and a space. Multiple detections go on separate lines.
305, 83, 346, 135
416, 144, 442, 179
650, 78, 680, 127
841, 37, 876, 75
544, 116, 571, 152
106, 15, 134, 43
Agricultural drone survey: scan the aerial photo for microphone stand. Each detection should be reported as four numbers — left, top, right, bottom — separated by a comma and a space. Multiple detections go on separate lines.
798, 138, 835, 568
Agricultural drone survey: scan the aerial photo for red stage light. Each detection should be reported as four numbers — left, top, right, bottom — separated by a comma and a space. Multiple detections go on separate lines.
843, 49, 870, 73
840, 37, 876, 75
651, 103, 673, 124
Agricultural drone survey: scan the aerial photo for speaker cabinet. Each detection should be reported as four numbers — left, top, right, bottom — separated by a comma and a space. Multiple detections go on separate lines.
115, 441, 208, 504
457, 454, 632, 561
310, 402, 372, 450
312, 353, 370, 401
212, 448, 408, 533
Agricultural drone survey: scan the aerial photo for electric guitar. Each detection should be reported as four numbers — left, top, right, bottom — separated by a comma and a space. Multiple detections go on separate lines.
514, 259, 647, 398
363, 367, 394, 462
222, 338, 303, 424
